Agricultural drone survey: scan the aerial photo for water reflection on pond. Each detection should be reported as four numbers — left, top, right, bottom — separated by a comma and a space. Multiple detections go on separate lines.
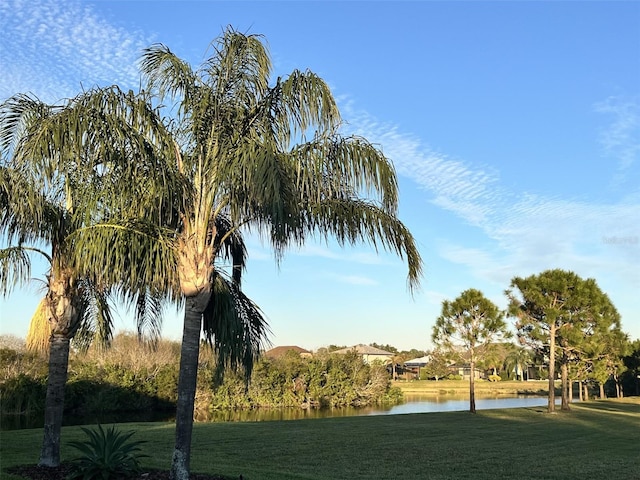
383, 394, 561, 415
3, 395, 559, 430
194, 394, 557, 423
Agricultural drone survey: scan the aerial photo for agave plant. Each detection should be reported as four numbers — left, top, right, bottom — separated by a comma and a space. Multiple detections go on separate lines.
67, 424, 148, 480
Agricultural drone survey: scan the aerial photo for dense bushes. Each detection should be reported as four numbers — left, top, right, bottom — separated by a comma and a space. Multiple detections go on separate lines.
0, 334, 401, 426
200, 351, 401, 412
0, 334, 180, 424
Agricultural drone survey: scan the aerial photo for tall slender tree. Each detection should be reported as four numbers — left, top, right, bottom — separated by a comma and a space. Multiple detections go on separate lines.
0, 87, 174, 467
432, 288, 508, 413
129, 28, 422, 479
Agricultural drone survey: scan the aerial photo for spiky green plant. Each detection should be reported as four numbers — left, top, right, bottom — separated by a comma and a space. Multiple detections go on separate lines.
67, 424, 148, 480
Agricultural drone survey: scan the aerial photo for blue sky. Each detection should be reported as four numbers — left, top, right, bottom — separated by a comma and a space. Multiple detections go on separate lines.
1, 0, 638, 351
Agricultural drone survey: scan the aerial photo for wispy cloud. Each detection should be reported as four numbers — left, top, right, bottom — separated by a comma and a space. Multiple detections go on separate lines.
340, 100, 640, 293
594, 95, 640, 177
343, 104, 504, 227
0, 0, 151, 102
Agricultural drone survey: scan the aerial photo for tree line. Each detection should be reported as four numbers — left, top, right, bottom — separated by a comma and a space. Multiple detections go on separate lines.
429, 269, 637, 414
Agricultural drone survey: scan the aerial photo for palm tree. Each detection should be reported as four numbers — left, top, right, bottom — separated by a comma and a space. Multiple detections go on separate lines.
133, 27, 423, 480
0, 87, 173, 467
504, 346, 532, 381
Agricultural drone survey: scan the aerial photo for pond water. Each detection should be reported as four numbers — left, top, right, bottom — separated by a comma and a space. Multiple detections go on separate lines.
382, 395, 562, 415
2, 395, 560, 430
195, 395, 560, 423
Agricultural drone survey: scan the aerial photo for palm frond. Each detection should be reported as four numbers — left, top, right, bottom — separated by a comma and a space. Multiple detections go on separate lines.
14, 86, 178, 204
203, 26, 271, 106
304, 198, 423, 293
0, 246, 35, 295
68, 220, 179, 301
275, 69, 340, 145
213, 213, 247, 285
202, 272, 271, 385
133, 289, 164, 347
291, 135, 399, 212
0, 93, 56, 157
0, 166, 65, 246
78, 280, 115, 352
139, 44, 198, 108
221, 145, 300, 255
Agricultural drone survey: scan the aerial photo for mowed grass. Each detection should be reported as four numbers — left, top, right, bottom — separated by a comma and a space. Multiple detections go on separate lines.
1, 398, 639, 480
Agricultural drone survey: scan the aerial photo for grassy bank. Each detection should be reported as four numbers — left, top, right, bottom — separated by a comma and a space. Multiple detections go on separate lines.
393, 379, 559, 396
1, 398, 639, 479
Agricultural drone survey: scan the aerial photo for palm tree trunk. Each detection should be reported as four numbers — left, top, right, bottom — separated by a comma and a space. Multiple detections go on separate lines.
38, 334, 70, 467
171, 294, 206, 480
599, 383, 605, 399
469, 360, 476, 414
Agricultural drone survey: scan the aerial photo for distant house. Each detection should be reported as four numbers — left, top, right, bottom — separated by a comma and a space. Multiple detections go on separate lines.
404, 355, 432, 368
402, 357, 485, 380
450, 364, 485, 380
264, 346, 312, 359
403, 355, 432, 379
331, 344, 394, 364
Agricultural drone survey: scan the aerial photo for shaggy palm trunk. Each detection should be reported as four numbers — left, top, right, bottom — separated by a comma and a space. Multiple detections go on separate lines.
39, 271, 79, 467
170, 292, 209, 480
38, 334, 70, 467
469, 360, 476, 414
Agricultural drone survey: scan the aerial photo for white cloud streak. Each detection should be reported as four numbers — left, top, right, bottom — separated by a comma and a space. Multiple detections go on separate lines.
0, 0, 151, 102
341, 100, 640, 292
344, 105, 505, 227
594, 95, 640, 174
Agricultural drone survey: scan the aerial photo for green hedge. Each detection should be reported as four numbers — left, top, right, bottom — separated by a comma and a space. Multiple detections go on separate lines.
1, 346, 400, 425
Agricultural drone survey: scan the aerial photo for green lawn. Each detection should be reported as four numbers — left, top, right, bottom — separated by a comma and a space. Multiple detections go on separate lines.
2, 398, 639, 480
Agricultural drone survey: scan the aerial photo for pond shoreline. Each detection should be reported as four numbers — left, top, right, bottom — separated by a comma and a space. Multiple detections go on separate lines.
393, 379, 562, 396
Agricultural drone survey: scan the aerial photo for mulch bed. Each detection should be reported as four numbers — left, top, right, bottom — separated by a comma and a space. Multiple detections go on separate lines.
6, 464, 237, 479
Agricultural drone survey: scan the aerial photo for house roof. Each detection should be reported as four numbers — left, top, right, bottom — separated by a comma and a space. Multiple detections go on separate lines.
404, 356, 431, 366
332, 344, 394, 356
264, 346, 311, 359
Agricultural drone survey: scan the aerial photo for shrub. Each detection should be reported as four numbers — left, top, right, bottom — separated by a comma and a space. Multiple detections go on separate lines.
67, 424, 147, 479
0, 374, 46, 416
